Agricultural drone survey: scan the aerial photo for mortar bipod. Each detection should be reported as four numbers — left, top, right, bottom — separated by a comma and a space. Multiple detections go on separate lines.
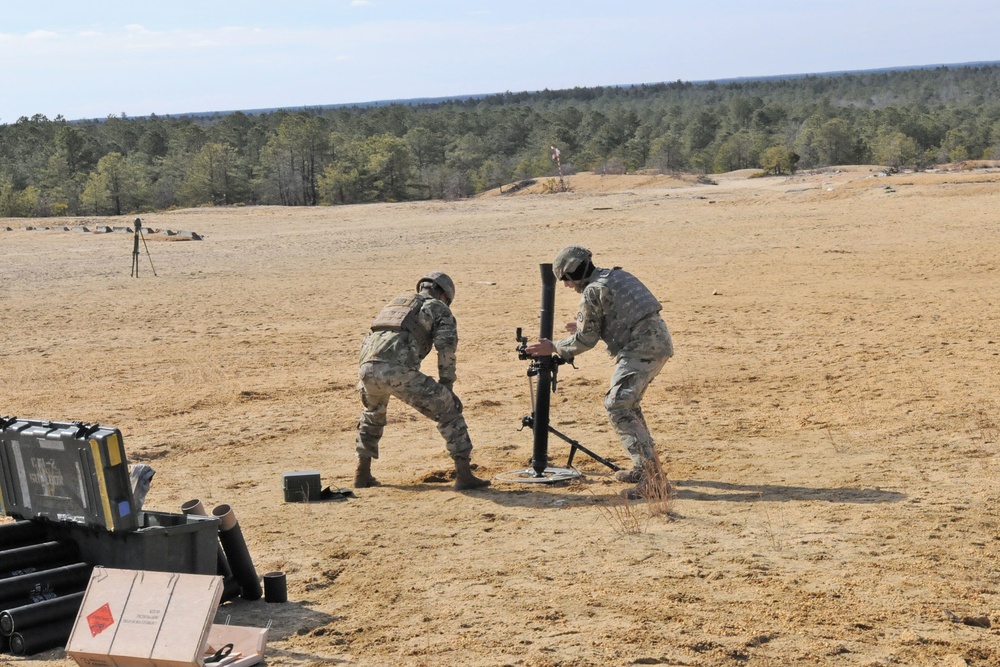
517, 415, 621, 473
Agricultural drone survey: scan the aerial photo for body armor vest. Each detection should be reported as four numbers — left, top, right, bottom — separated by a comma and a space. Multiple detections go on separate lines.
370, 292, 432, 351
592, 268, 662, 356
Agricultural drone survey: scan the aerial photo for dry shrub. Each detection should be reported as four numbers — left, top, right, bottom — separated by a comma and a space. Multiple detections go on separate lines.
541, 178, 568, 193
596, 492, 646, 535
593, 457, 674, 535
641, 457, 672, 519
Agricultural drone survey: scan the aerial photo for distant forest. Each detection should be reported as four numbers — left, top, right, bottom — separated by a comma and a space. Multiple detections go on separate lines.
3, 63, 1000, 217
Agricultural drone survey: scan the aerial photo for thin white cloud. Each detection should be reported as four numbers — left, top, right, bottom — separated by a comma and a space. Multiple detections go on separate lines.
26, 30, 58, 40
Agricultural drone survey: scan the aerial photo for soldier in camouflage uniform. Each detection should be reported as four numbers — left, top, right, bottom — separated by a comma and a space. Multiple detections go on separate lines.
355, 272, 491, 491
525, 246, 673, 499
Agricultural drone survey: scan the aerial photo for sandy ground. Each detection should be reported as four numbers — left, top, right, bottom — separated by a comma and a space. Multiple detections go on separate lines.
2, 164, 1000, 667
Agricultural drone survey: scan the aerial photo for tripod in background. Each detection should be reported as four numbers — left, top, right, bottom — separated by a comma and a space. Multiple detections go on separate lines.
130, 218, 157, 278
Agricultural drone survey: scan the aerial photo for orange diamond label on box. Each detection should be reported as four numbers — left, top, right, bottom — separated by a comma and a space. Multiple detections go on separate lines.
88, 602, 115, 637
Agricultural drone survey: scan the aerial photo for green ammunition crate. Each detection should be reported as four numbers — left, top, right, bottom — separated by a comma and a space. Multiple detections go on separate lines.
44, 511, 220, 576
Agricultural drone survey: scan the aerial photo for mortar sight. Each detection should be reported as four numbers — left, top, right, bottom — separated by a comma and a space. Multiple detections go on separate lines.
515, 327, 531, 360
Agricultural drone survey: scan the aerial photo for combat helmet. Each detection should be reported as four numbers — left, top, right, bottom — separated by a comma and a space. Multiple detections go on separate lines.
417, 271, 456, 305
552, 245, 594, 281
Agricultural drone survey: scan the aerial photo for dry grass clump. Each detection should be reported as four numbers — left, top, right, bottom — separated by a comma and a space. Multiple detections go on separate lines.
594, 458, 674, 535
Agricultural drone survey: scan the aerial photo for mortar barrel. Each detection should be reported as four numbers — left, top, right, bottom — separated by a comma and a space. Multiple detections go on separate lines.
211, 504, 262, 601
1, 591, 85, 636
530, 263, 557, 475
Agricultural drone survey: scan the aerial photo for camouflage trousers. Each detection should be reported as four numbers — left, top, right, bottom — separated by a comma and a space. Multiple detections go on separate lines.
356, 361, 473, 460
603, 355, 669, 467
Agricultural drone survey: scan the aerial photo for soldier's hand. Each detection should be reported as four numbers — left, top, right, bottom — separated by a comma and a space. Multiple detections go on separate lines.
565, 321, 578, 333
524, 338, 556, 356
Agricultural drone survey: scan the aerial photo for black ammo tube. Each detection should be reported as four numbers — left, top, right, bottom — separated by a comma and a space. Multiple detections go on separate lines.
0, 541, 80, 577
9, 617, 76, 656
530, 263, 557, 476
212, 504, 262, 601
0, 521, 46, 548
0, 563, 91, 607
1, 591, 85, 636
181, 499, 241, 602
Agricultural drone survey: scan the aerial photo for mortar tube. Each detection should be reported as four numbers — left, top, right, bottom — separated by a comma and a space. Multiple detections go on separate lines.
0, 541, 80, 575
9, 617, 75, 656
530, 263, 557, 476
0, 591, 85, 636
211, 504, 262, 601
181, 499, 241, 601
0, 563, 91, 607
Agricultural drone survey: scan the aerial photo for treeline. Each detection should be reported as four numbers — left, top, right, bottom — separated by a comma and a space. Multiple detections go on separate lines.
3, 63, 1000, 217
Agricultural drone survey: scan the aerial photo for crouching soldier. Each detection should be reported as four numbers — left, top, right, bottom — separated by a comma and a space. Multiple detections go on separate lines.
354, 272, 491, 491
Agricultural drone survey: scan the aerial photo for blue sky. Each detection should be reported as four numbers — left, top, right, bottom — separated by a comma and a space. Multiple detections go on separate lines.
2, 0, 998, 122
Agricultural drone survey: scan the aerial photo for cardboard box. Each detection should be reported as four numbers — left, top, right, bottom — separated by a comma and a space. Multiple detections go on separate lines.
204, 624, 270, 667
65, 568, 267, 667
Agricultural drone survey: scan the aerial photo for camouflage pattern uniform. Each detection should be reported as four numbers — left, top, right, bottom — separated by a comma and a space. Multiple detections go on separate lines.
356, 291, 473, 461
553, 267, 673, 468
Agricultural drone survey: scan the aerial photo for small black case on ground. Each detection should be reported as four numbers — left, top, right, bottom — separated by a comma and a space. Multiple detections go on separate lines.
282, 471, 322, 502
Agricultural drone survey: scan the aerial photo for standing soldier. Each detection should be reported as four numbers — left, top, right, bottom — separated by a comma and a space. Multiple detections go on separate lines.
524, 246, 673, 499
354, 272, 491, 491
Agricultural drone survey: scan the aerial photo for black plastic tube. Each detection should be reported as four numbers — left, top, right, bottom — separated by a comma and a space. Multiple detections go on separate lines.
0, 563, 91, 607
1, 591, 84, 636
263, 571, 287, 603
181, 499, 240, 602
212, 505, 262, 601
9, 617, 76, 656
0, 521, 46, 548
0, 541, 79, 577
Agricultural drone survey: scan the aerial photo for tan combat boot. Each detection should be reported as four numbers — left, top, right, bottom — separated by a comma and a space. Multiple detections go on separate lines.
621, 460, 670, 500
354, 456, 380, 488
613, 467, 645, 483
453, 457, 491, 490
